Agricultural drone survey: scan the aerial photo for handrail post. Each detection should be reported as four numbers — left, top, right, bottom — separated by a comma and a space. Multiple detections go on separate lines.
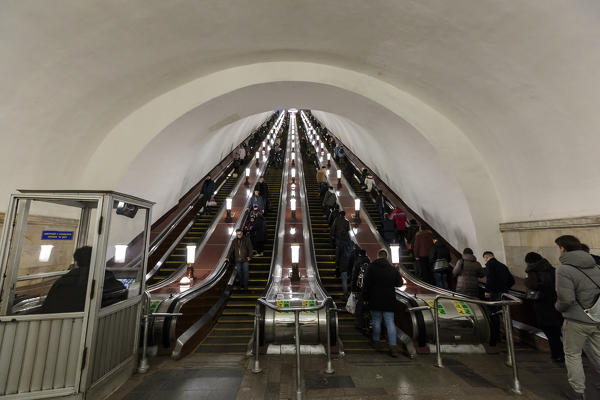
295, 310, 302, 400
137, 314, 150, 373
433, 297, 443, 368
324, 304, 335, 374
502, 303, 522, 394
138, 292, 151, 374
252, 307, 263, 373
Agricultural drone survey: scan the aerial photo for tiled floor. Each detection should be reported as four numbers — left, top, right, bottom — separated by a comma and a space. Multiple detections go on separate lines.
108, 349, 600, 400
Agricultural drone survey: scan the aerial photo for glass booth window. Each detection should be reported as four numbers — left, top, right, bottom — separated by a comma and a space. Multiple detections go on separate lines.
3, 198, 100, 315
101, 201, 147, 307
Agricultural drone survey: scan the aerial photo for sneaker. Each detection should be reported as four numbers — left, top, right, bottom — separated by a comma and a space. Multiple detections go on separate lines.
389, 346, 399, 358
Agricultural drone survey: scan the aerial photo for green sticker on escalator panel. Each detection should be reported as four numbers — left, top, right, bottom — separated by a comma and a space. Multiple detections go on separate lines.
149, 300, 161, 314
452, 300, 473, 315
426, 300, 446, 315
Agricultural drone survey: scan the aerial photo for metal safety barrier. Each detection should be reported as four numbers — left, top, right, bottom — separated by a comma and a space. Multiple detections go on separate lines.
409, 293, 523, 394
253, 297, 338, 400
137, 291, 183, 373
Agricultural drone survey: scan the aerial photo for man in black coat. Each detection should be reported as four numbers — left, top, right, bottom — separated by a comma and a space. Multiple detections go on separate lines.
524, 252, 564, 362
483, 251, 515, 347
362, 249, 404, 357
200, 175, 216, 210
256, 176, 270, 212
42, 246, 126, 313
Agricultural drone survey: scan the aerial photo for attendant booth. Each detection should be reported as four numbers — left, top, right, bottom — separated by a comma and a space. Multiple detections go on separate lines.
0, 191, 153, 400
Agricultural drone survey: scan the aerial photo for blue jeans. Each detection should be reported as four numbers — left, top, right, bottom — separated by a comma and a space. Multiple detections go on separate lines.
433, 271, 449, 289
341, 271, 348, 297
236, 261, 249, 289
371, 310, 397, 346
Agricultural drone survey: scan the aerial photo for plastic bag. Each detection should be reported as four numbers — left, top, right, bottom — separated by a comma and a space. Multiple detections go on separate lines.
345, 292, 357, 315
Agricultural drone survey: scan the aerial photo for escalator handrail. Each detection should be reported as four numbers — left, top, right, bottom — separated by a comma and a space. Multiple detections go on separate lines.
259, 133, 289, 297
161, 113, 285, 346
296, 118, 327, 288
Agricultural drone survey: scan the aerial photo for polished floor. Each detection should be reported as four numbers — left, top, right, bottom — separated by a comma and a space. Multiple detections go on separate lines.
109, 347, 599, 400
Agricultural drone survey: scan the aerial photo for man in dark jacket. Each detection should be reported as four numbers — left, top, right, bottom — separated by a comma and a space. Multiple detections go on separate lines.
249, 215, 266, 256
226, 229, 253, 290
42, 246, 126, 313
200, 175, 216, 209
483, 251, 515, 347
524, 252, 564, 362
322, 186, 337, 216
382, 213, 397, 244
256, 176, 270, 212
248, 189, 265, 214
554, 235, 600, 398
362, 249, 404, 357
331, 211, 351, 274
429, 237, 451, 289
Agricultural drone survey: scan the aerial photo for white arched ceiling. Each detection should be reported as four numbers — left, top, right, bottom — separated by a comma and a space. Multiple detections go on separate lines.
117, 111, 272, 220
115, 81, 485, 255
2, 1, 600, 259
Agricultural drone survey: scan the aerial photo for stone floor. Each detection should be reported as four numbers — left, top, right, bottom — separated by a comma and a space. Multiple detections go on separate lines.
108, 348, 600, 400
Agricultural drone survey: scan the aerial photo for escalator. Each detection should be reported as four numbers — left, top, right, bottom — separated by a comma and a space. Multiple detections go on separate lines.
196, 149, 285, 354
302, 152, 372, 353
148, 169, 245, 286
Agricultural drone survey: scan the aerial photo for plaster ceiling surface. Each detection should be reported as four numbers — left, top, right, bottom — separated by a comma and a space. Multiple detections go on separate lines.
1, 0, 600, 254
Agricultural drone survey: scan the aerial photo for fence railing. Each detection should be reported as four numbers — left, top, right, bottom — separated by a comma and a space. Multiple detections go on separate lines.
409, 292, 523, 394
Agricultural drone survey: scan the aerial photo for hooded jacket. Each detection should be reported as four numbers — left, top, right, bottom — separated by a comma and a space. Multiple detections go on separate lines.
452, 254, 484, 297
555, 250, 600, 324
525, 258, 563, 327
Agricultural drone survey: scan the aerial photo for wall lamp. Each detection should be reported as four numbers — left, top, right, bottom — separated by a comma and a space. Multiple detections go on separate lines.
353, 198, 361, 222
390, 244, 400, 265
225, 197, 233, 222
290, 197, 297, 220
291, 243, 300, 282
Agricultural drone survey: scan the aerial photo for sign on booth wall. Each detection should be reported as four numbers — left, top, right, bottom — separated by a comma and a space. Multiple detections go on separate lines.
41, 230, 74, 240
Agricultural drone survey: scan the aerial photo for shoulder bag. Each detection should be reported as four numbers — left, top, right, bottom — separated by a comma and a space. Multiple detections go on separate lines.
565, 264, 600, 322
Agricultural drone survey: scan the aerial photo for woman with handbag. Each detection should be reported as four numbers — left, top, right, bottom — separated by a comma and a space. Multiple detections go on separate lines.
524, 252, 565, 362
452, 248, 484, 297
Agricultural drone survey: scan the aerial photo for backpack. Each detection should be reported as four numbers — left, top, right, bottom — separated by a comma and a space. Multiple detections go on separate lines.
356, 261, 369, 290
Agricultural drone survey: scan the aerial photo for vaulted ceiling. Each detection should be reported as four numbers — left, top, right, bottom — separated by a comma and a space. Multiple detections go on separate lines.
2, 1, 599, 257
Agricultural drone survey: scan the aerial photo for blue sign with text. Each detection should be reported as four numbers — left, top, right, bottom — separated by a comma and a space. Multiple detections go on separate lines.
41, 231, 74, 240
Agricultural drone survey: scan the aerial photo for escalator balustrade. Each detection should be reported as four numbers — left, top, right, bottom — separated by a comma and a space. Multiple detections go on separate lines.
196, 143, 285, 354
148, 171, 243, 285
